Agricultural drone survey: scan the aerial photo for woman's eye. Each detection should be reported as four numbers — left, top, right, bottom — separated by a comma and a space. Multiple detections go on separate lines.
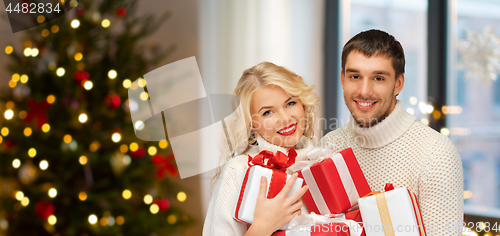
287, 101, 297, 107
262, 110, 271, 116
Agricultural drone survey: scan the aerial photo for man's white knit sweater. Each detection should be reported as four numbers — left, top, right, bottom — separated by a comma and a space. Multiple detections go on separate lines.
318, 100, 464, 236
203, 135, 314, 236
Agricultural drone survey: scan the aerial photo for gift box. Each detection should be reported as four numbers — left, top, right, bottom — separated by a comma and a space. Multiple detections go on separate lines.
271, 212, 363, 236
294, 148, 371, 215
358, 184, 427, 236
344, 209, 362, 224
233, 149, 303, 230
344, 210, 365, 236
271, 224, 350, 236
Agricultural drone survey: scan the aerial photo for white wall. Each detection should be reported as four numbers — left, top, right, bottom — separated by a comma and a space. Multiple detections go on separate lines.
198, 0, 325, 217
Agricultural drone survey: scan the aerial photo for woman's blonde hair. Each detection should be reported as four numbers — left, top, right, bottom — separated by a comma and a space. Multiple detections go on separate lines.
212, 62, 319, 186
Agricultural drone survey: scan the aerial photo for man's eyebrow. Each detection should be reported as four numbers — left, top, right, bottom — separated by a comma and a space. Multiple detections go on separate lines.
373, 70, 391, 76
345, 68, 359, 73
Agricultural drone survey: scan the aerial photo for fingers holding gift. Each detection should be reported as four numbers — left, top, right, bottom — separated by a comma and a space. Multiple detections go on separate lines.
276, 172, 299, 199
289, 184, 308, 203
289, 199, 303, 214
258, 176, 269, 200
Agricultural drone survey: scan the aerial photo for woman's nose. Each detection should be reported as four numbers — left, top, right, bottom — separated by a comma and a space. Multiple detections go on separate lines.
278, 109, 292, 124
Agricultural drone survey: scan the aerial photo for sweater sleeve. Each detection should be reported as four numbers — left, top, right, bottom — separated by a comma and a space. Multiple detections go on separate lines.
203, 158, 248, 236
419, 136, 464, 236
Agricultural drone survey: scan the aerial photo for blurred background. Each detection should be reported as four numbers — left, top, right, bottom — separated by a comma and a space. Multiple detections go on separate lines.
0, 0, 499, 235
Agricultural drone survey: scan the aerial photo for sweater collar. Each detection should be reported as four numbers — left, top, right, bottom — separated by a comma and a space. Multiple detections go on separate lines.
255, 134, 313, 161
348, 100, 416, 149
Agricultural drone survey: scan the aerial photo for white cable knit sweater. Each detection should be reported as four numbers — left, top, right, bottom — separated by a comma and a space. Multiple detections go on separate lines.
318, 100, 464, 236
203, 135, 314, 236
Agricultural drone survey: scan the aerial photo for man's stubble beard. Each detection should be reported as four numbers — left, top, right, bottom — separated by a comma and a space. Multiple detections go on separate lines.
346, 89, 396, 128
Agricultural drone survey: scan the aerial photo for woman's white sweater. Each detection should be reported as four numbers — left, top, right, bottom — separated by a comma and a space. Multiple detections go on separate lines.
203, 135, 314, 236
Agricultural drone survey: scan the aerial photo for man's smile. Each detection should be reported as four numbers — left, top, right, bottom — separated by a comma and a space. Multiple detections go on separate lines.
355, 100, 377, 110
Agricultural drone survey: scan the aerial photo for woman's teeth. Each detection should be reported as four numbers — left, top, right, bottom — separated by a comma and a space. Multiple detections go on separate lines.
278, 124, 296, 133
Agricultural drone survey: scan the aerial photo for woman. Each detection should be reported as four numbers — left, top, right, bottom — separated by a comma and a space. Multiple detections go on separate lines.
203, 62, 320, 236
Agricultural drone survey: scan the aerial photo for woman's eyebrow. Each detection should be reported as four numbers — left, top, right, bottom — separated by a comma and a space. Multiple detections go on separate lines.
258, 106, 273, 113
258, 96, 298, 112
284, 96, 297, 104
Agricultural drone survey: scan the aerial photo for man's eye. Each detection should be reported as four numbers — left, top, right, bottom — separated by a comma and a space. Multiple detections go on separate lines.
350, 75, 360, 79
263, 110, 271, 116
287, 101, 297, 107
374, 77, 384, 81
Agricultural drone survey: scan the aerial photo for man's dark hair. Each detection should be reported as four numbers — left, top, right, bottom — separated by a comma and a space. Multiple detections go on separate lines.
341, 29, 405, 79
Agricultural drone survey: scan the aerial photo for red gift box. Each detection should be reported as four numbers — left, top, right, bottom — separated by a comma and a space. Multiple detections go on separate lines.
297, 148, 371, 215
344, 210, 365, 236
233, 149, 303, 230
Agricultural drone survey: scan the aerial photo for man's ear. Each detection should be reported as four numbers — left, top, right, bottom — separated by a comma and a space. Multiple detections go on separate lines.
394, 73, 405, 96
340, 70, 345, 89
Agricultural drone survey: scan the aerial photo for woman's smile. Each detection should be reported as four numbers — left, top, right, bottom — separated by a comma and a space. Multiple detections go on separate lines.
277, 123, 297, 136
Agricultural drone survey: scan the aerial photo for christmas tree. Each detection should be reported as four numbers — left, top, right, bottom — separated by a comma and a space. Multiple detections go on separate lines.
0, 0, 192, 235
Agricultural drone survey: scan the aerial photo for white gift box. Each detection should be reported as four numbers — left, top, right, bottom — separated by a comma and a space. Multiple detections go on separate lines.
233, 165, 304, 231
358, 187, 427, 236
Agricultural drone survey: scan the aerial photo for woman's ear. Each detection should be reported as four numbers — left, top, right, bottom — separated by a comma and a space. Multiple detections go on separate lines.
250, 130, 258, 139
251, 123, 257, 132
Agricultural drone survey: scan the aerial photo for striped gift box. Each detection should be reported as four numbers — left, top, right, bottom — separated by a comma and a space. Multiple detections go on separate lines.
297, 148, 371, 215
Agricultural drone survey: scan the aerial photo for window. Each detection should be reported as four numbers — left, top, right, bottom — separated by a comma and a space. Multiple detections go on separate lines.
456, 70, 466, 107
448, 0, 500, 210
494, 74, 500, 107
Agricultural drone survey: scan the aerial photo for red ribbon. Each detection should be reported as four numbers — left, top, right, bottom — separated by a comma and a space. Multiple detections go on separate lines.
247, 149, 297, 198
384, 183, 395, 192
25, 98, 50, 129
361, 183, 396, 199
247, 149, 297, 171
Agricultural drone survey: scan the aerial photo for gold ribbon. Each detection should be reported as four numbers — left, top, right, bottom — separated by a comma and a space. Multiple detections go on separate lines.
375, 193, 395, 236
361, 191, 381, 198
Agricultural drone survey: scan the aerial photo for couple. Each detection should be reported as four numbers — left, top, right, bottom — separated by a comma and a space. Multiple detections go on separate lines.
203, 30, 463, 236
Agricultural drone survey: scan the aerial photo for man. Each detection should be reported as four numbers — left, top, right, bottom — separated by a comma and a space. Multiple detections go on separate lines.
319, 29, 463, 236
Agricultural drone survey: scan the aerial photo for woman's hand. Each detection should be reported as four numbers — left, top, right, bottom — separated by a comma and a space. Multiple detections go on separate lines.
244, 173, 309, 236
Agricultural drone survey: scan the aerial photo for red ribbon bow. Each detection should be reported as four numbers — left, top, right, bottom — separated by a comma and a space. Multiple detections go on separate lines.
246, 149, 297, 199
247, 149, 297, 172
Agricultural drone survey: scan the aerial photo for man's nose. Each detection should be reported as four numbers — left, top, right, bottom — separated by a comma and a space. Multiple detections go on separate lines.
358, 78, 373, 98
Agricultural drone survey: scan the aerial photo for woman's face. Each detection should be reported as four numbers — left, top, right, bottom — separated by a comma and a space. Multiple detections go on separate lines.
250, 85, 306, 148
